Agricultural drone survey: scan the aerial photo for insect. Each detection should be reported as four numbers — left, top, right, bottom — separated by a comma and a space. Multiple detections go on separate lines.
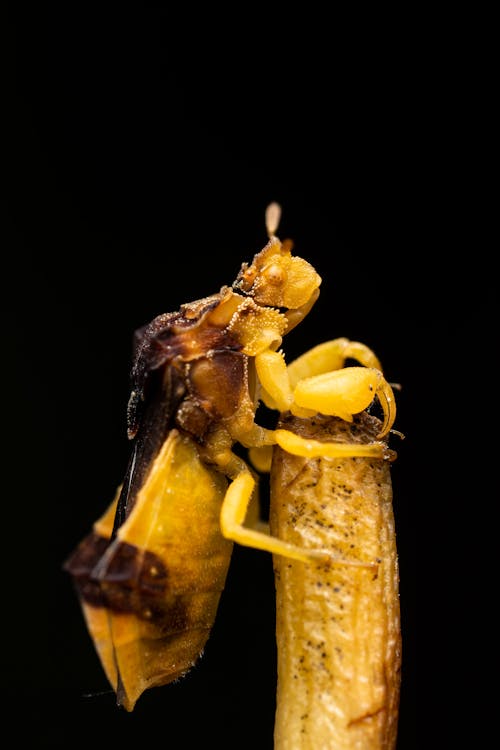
64, 204, 397, 711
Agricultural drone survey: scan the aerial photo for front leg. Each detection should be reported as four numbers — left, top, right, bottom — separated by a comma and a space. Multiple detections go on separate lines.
256, 338, 384, 413
287, 337, 383, 387
248, 424, 395, 476
273, 428, 395, 461
293, 366, 396, 437
256, 350, 396, 437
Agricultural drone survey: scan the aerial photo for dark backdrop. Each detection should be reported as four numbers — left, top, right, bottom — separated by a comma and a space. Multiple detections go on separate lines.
4, 6, 492, 749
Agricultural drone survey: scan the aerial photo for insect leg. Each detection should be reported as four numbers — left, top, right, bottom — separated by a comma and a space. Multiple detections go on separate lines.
293, 366, 396, 437
287, 337, 383, 387
255, 349, 294, 412
245, 425, 392, 470
255, 339, 384, 415
255, 349, 315, 418
219, 463, 375, 568
273, 428, 394, 461
248, 444, 273, 473
255, 349, 396, 437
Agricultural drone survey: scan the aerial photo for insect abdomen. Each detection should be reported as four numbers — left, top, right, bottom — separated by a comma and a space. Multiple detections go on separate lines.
66, 430, 232, 711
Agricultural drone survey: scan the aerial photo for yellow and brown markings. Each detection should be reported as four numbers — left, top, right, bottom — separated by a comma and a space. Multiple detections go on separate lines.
64, 209, 400, 723
113, 294, 252, 528
126, 291, 245, 442
64, 234, 314, 711
65, 429, 233, 711
67, 535, 169, 617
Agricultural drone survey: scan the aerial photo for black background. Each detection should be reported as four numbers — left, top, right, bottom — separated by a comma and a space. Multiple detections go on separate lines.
4, 6, 494, 749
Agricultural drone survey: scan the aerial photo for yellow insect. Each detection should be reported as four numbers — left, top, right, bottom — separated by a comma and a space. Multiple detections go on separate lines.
64, 204, 396, 712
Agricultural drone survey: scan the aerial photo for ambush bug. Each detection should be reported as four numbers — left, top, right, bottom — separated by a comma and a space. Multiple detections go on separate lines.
64, 204, 396, 711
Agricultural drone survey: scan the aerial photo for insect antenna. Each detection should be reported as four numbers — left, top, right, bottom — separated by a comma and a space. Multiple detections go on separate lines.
81, 689, 116, 700
265, 201, 282, 238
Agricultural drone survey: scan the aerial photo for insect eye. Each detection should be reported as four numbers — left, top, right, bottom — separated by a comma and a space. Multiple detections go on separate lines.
263, 263, 286, 286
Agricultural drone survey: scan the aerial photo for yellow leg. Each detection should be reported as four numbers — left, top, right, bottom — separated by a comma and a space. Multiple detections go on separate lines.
244, 471, 268, 533
232, 421, 276, 449
256, 345, 395, 437
248, 445, 274, 473
255, 350, 312, 416
274, 429, 391, 460
256, 338, 385, 416
293, 367, 396, 437
220, 469, 376, 569
287, 337, 383, 388
255, 350, 293, 412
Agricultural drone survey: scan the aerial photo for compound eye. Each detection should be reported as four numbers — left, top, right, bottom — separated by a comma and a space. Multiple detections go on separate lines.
263, 263, 286, 286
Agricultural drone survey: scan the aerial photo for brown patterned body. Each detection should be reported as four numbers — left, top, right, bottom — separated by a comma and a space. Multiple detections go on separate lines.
65, 289, 254, 709
64, 233, 323, 710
